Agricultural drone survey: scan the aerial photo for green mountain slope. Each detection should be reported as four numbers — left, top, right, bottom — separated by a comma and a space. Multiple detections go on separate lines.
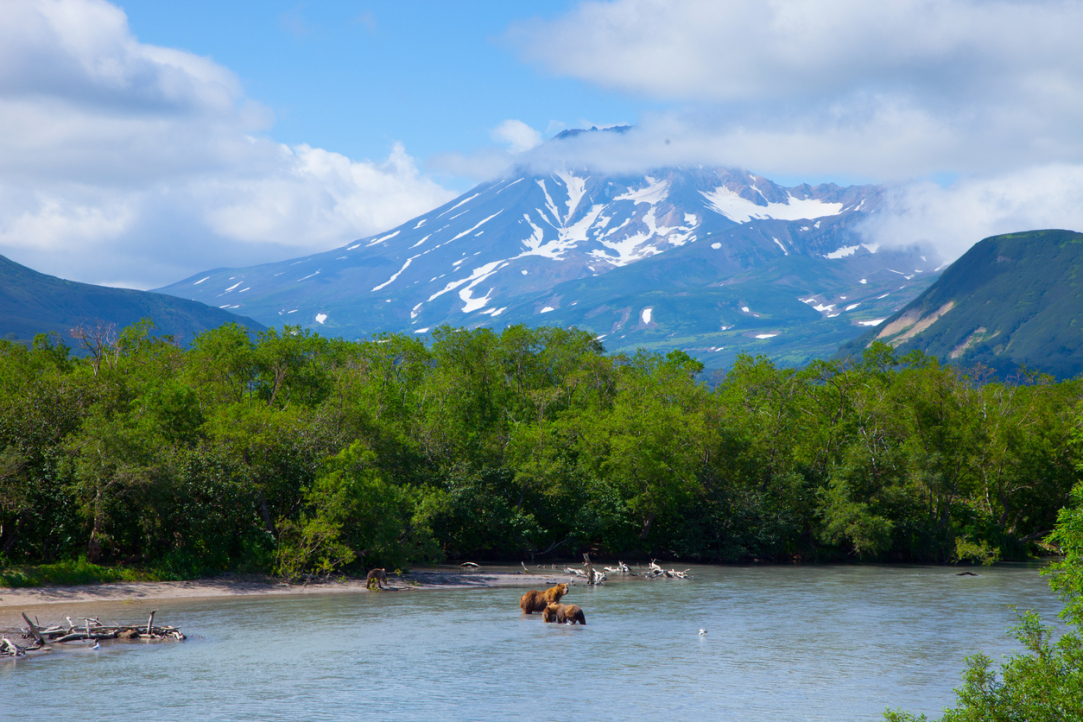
0, 253, 264, 344
838, 229, 1083, 378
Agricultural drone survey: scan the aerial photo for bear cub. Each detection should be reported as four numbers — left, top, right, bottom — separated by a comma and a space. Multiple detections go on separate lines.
543, 602, 586, 625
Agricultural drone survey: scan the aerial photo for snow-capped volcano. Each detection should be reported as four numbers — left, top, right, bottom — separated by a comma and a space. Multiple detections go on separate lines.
158, 163, 894, 340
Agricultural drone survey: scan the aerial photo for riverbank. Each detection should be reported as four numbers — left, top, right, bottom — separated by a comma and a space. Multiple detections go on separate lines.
0, 567, 575, 627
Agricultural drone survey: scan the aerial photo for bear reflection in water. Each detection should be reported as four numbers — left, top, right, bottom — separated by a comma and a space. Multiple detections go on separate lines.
543, 603, 586, 625
519, 583, 569, 614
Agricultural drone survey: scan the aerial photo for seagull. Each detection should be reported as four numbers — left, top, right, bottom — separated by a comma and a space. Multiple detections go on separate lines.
92, 641, 100, 650
698, 629, 707, 636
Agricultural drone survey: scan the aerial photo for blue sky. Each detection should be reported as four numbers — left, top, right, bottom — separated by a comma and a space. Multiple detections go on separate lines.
2, 0, 1083, 289
117, 1, 642, 190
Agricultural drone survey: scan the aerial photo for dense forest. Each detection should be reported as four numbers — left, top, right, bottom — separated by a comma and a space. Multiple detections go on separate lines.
0, 320, 1080, 581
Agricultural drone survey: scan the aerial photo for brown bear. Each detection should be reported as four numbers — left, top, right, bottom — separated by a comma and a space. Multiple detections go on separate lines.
519, 583, 569, 614
544, 602, 586, 625
366, 568, 387, 590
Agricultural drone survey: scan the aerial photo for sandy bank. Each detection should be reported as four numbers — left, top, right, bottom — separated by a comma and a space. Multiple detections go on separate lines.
0, 568, 576, 627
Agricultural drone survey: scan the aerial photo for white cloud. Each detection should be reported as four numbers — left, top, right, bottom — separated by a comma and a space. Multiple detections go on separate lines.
505, 0, 1083, 260
491, 119, 543, 154
513, 114, 958, 181
859, 165, 1083, 261
430, 119, 546, 180
508, 0, 1083, 178
512, 1, 1083, 104
0, 0, 455, 289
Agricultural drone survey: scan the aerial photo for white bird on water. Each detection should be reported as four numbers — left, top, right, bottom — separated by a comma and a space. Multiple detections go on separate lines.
698, 629, 707, 636
92, 641, 100, 650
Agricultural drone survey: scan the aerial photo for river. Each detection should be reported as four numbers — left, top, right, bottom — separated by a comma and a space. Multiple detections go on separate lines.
0, 563, 1065, 721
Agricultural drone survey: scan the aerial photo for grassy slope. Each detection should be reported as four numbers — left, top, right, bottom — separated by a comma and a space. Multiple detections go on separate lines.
839, 230, 1083, 378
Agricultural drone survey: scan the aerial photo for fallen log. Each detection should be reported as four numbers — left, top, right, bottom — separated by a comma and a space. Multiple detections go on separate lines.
21, 613, 45, 647
23, 613, 186, 645
54, 632, 117, 643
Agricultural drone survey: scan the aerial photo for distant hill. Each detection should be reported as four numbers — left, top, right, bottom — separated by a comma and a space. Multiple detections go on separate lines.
838, 230, 1083, 378
0, 253, 264, 346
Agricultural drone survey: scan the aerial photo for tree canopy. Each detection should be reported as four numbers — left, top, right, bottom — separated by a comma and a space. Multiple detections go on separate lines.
0, 321, 1080, 582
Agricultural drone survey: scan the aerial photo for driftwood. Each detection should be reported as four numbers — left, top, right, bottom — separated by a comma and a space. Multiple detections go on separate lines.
3, 614, 187, 654
603, 561, 633, 575
644, 560, 691, 579
1, 637, 28, 657
578, 554, 607, 586
21, 613, 44, 646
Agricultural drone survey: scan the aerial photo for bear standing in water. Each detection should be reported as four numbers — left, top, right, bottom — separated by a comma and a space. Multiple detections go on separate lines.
543, 602, 586, 625
519, 583, 568, 614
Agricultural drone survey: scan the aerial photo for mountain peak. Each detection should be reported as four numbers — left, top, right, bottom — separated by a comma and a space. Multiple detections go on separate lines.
552, 125, 633, 141
156, 164, 938, 369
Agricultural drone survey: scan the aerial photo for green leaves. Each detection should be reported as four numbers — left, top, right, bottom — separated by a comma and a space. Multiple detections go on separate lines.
886, 482, 1083, 721
275, 441, 437, 579
2, 316, 1081, 581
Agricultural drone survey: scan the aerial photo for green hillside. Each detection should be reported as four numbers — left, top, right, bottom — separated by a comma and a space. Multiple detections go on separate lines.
839, 229, 1083, 378
0, 253, 263, 345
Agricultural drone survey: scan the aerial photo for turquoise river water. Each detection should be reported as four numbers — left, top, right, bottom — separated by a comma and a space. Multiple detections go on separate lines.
0, 563, 1066, 721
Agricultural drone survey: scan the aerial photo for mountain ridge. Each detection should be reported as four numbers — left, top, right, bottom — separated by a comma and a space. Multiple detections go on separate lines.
0, 252, 264, 346
157, 157, 941, 367
838, 229, 1083, 378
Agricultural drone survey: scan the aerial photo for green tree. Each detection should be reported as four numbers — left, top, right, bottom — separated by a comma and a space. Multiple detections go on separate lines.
885, 480, 1083, 720
275, 441, 439, 579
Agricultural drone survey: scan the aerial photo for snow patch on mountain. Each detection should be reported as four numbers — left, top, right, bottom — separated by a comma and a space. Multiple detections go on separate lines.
449, 212, 502, 243
554, 169, 587, 220
826, 245, 861, 259
426, 260, 507, 305
366, 230, 400, 247
372, 255, 418, 292
536, 180, 561, 226
589, 204, 698, 266
615, 177, 669, 205
459, 286, 493, 313
438, 193, 479, 218
700, 186, 844, 223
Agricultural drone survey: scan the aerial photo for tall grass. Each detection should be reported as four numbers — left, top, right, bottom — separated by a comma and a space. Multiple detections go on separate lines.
0, 558, 163, 588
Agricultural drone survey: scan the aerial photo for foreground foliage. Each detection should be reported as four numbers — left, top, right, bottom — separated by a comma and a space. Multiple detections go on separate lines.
0, 321, 1080, 583
885, 481, 1083, 720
